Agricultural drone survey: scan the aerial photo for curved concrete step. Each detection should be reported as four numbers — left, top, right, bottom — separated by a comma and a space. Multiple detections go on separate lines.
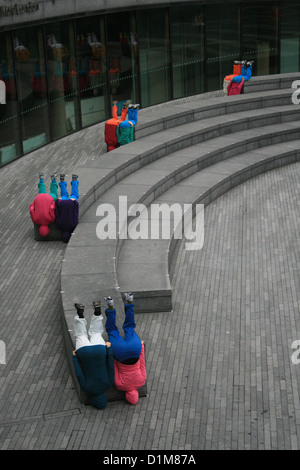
62, 120, 300, 318
117, 140, 300, 312
72, 87, 295, 219
60, 75, 300, 402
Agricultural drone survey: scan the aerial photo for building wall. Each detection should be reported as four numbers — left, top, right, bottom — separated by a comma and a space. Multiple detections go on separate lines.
0, 0, 299, 166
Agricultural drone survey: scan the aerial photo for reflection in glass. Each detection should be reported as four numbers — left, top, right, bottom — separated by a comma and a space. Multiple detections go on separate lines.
241, 2, 279, 75
76, 16, 108, 128
280, 1, 300, 73
46, 20, 80, 139
0, 31, 21, 166
138, 8, 171, 107
106, 12, 139, 109
206, 3, 240, 91
13, 26, 50, 154
171, 6, 205, 99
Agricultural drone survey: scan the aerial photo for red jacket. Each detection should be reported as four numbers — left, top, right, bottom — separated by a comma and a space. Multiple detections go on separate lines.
105, 120, 119, 151
114, 343, 146, 391
227, 78, 244, 96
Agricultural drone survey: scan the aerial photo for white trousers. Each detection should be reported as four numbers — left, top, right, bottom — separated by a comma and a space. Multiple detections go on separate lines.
74, 315, 106, 350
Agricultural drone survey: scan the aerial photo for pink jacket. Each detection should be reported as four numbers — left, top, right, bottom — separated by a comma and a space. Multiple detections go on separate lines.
29, 193, 56, 237
227, 78, 244, 96
114, 344, 146, 391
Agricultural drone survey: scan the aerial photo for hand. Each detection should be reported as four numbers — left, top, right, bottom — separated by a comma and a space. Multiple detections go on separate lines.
106, 342, 111, 348
141, 340, 144, 345
73, 350, 77, 356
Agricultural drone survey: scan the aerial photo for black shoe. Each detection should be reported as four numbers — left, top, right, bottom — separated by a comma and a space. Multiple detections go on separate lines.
93, 301, 102, 316
72, 174, 78, 181
60, 174, 65, 182
74, 303, 85, 318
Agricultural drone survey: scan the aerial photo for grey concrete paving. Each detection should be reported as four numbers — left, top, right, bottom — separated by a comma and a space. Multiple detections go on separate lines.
0, 91, 300, 450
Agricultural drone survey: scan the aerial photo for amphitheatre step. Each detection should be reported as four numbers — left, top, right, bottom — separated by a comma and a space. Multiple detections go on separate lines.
61, 121, 300, 318
117, 139, 300, 312
75, 94, 299, 219
60, 76, 300, 402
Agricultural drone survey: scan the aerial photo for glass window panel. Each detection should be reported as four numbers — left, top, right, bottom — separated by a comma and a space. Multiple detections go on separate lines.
242, 3, 279, 76
280, 1, 300, 73
206, 3, 240, 91
45, 20, 80, 139
13, 26, 50, 154
0, 31, 21, 166
171, 6, 205, 99
76, 15, 108, 128
138, 8, 171, 107
106, 11, 139, 110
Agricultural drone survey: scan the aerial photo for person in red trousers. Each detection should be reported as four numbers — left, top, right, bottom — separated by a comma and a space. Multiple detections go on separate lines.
105, 101, 128, 151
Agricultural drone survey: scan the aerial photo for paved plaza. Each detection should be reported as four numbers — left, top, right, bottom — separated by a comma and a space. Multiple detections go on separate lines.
0, 98, 300, 451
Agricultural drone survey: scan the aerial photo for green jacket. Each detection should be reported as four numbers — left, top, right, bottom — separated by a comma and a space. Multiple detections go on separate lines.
116, 125, 134, 146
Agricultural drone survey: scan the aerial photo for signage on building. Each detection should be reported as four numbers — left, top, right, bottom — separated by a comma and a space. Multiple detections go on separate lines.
0, 2, 39, 17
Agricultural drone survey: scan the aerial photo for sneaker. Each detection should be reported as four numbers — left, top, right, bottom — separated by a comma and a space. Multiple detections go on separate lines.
93, 300, 102, 315
104, 296, 114, 307
133, 104, 140, 109
112, 101, 118, 106
39, 173, 44, 180
72, 174, 78, 181
123, 292, 133, 303
60, 174, 65, 182
51, 173, 58, 180
74, 302, 85, 317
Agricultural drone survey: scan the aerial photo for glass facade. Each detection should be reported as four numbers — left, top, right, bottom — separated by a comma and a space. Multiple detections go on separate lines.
75, 15, 107, 128
138, 7, 171, 107
0, 1, 299, 167
171, 5, 205, 98
280, 0, 300, 73
241, 2, 279, 75
14, 25, 51, 154
0, 30, 20, 164
206, 3, 240, 91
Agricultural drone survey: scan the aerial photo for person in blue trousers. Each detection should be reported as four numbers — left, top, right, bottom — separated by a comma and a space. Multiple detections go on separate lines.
116, 104, 140, 146
232, 60, 253, 83
58, 173, 79, 201
104, 293, 142, 362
